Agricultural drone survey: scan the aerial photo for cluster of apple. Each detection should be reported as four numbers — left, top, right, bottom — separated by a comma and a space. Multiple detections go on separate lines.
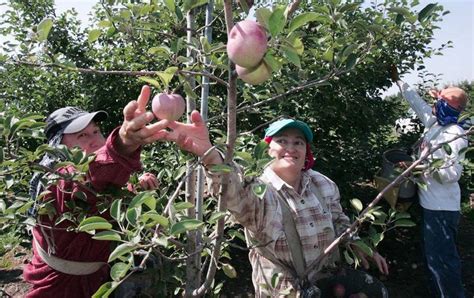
227, 19, 271, 85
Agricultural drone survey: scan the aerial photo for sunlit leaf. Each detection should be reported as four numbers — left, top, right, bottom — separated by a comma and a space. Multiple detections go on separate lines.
108, 243, 137, 262
222, 263, 237, 278
255, 8, 272, 31
352, 240, 373, 256
170, 219, 204, 235
209, 211, 226, 224
350, 198, 363, 212
268, 6, 286, 37
394, 219, 416, 227
88, 29, 101, 43
252, 184, 267, 199
93, 230, 122, 241
138, 76, 161, 88
288, 12, 322, 33
37, 18, 53, 42
110, 262, 131, 281
78, 216, 112, 232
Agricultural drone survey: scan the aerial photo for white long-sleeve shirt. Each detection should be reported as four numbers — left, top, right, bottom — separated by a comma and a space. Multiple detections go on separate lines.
398, 81, 468, 211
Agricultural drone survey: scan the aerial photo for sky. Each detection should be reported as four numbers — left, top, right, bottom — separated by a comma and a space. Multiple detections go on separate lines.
4, 0, 474, 96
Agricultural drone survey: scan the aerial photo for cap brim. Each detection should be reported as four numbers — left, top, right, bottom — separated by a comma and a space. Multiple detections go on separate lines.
266, 120, 313, 142
63, 111, 108, 134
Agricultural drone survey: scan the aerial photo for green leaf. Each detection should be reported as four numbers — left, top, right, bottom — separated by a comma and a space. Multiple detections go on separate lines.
183, 0, 208, 12
209, 211, 226, 224
430, 158, 444, 168
110, 262, 131, 281
388, 7, 412, 18
88, 29, 101, 43
255, 8, 272, 31
174, 201, 194, 211
93, 231, 122, 241
110, 199, 122, 222
78, 216, 112, 232
129, 192, 155, 209
394, 219, 416, 227
322, 47, 333, 62
343, 249, 354, 265
37, 18, 53, 42
418, 3, 437, 22
170, 219, 204, 235
16, 201, 33, 214
126, 208, 138, 226
352, 240, 373, 256
263, 52, 283, 72
271, 272, 281, 288
268, 6, 286, 37
442, 143, 452, 155
141, 211, 169, 227
345, 54, 358, 69
222, 263, 237, 278
92, 282, 114, 298
235, 151, 253, 163
288, 12, 323, 33
371, 233, 384, 246
108, 243, 137, 262
254, 140, 269, 160
163, 0, 176, 13
281, 45, 301, 68
173, 165, 187, 180
157, 67, 178, 87
138, 76, 161, 89
209, 164, 233, 173
394, 212, 411, 220
341, 44, 357, 59
350, 198, 363, 212
252, 184, 267, 199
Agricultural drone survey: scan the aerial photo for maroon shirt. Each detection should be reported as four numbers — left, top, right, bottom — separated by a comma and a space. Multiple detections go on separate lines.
23, 127, 142, 297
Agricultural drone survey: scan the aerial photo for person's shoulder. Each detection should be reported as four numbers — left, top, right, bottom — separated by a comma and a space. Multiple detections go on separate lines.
306, 169, 336, 186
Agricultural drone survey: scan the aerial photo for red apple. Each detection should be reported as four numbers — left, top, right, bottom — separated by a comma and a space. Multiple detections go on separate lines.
151, 92, 185, 121
227, 20, 267, 69
236, 60, 272, 85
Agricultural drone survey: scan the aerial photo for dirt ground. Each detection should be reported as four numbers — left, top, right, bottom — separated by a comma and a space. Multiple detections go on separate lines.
1, 205, 473, 297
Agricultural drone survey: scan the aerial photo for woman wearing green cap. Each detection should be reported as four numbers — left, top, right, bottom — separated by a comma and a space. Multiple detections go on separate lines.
167, 111, 389, 297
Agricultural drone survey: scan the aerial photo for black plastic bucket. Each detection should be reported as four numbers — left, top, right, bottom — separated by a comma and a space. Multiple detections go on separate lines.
380, 149, 417, 199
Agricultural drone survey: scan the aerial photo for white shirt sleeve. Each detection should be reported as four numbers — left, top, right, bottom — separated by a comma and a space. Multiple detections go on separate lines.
397, 80, 437, 127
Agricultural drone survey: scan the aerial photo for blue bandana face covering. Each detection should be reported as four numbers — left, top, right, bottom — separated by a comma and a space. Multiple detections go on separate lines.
435, 99, 462, 126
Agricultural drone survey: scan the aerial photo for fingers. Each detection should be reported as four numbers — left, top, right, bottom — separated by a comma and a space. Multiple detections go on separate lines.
190, 110, 204, 125
137, 85, 151, 114
374, 253, 389, 275
123, 101, 138, 121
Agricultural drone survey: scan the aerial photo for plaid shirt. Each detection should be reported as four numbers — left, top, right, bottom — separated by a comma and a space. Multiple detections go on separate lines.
207, 166, 351, 297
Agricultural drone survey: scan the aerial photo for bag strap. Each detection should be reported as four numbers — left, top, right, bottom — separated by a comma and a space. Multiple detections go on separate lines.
275, 192, 307, 280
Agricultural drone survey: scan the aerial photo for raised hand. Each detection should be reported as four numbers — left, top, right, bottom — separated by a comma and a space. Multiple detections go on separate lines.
116, 85, 170, 156
166, 110, 222, 165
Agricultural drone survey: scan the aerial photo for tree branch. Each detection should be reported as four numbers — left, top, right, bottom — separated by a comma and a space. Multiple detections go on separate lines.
13, 60, 229, 87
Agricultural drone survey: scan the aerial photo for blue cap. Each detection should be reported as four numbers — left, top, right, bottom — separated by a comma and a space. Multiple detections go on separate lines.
264, 119, 313, 142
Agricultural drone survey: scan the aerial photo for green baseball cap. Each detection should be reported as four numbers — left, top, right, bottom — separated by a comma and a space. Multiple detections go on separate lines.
264, 119, 313, 142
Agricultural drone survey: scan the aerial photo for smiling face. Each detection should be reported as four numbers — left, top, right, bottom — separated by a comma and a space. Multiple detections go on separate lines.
61, 122, 106, 154
268, 127, 307, 176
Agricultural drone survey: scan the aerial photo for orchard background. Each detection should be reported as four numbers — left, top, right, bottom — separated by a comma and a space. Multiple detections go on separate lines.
0, 0, 473, 297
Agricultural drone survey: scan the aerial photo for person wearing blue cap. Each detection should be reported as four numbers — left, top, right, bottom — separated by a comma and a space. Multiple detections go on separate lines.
24, 86, 166, 297
166, 111, 389, 297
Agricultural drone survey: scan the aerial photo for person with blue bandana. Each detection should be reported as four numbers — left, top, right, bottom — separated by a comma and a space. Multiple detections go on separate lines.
391, 67, 469, 298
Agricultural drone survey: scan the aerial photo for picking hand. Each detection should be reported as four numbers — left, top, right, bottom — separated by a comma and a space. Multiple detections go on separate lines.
166, 110, 221, 165
353, 246, 389, 275
117, 85, 170, 155
138, 172, 159, 190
